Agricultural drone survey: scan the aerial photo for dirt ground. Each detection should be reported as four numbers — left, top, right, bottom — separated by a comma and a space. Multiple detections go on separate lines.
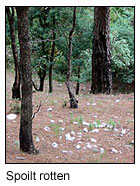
6, 71, 134, 163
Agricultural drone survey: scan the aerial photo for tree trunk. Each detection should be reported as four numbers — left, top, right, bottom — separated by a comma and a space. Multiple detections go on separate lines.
49, 15, 56, 93
38, 64, 46, 92
6, 7, 20, 99
76, 66, 80, 95
16, 7, 39, 154
66, 7, 78, 108
91, 7, 112, 94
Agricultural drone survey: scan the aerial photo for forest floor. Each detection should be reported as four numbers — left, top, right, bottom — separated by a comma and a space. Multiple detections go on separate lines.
6, 71, 134, 163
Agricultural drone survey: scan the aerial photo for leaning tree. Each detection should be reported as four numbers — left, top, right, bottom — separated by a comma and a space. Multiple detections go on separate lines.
66, 7, 78, 108
6, 7, 20, 99
16, 7, 39, 154
91, 7, 112, 94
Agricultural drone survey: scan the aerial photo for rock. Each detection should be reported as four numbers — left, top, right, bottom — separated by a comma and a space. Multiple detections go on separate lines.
7, 114, 17, 120
47, 108, 53, 112
90, 138, 97, 143
83, 128, 88, 133
111, 147, 118, 154
82, 121, 90, 126
65, 133, 75, 141
92, 129, 99, 133
52, 142, 58, 148
44, 126, 51, 132
76, 145, 81, 150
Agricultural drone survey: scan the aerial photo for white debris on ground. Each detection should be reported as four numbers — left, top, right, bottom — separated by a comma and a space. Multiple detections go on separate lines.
7, 113, 17, 120
76, 145, 81, 150
90, 138, 97, 143
50, 120, 55, 123
111, 147, 118, 154
52, 142, 58, 148
58, 119, 63, 123
92, 129, 99, 133
71, 131, 75, 135
65, 133, 75, 141
44, 126, 51, 132
82, 121, 90, 126
92, 103, 96, 106
120, 129, 127, 136
47, 108, 53, 112
100, 148, 105, 154
73, 121, 78, 125
83, 128, 88, 133
16, 156, 26, 160
35, 136, 40, 142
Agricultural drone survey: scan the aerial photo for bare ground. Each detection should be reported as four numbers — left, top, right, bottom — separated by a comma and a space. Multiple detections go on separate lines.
6, 71, 134, 163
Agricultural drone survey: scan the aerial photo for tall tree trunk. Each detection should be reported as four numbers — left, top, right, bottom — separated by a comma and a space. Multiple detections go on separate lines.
16, 7, 39, 154
49, 15, 56, 93
76, 66, 80, 95
91, 7, 112, 94
66, 7, 78, 108
6, 7, 20, 99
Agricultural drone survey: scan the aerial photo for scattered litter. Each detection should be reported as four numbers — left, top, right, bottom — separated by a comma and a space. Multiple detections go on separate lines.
71, 131, 75, 135
16, 156, 25, 160
47, 108, 53, 112
114, 116, 119, 119
111, 147, 118, 154
52, 142, 58, 148
114, 128, 119, 132
104, 128, 109, 132
7, 114, 17, 120
50, 120, 55, 123
44, 126, 51, 132
93, 115, 98, 118
58, 119, 63, 123
86, 142, 92, 149
92, 129, 99, 133
59, 136, 62, 140
91, 138, 97, 143
82, 121, 90, 126
115, 99, 120, 103
93, 147, 99, 153
62, 150, 68, 153
87, 103, 90, 106
60, 127, 65, 131
77, 132, 83, 135
76, 145, 81, 150
35, 136, 40, 142
83, 128, 88, 133
120, 129, 126, 136
100, 148, 105, 154
65, 133, 75, 141
92, 103, 96, 106
73, 121, 78, 125
78, 141, 83, 144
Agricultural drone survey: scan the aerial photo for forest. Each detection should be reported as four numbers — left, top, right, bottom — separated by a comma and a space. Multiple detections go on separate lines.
6, 7, 134, 163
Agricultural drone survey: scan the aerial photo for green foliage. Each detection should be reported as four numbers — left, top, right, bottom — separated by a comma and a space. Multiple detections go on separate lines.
10, 100, 21, 114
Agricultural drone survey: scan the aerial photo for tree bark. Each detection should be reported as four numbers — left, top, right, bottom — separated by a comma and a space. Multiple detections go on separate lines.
16, 7, 39, 154
76, 66, 80, 95
91, 7, 112, 94
66, 7, 78, 108
49, 15, 56, 93
6, 7, 20, 99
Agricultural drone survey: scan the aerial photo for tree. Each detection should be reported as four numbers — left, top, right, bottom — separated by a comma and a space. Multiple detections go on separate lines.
66, 7, 78, 108
16, 7, 39, 154
91, 7, 112, 94
6, 7, 20, 99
